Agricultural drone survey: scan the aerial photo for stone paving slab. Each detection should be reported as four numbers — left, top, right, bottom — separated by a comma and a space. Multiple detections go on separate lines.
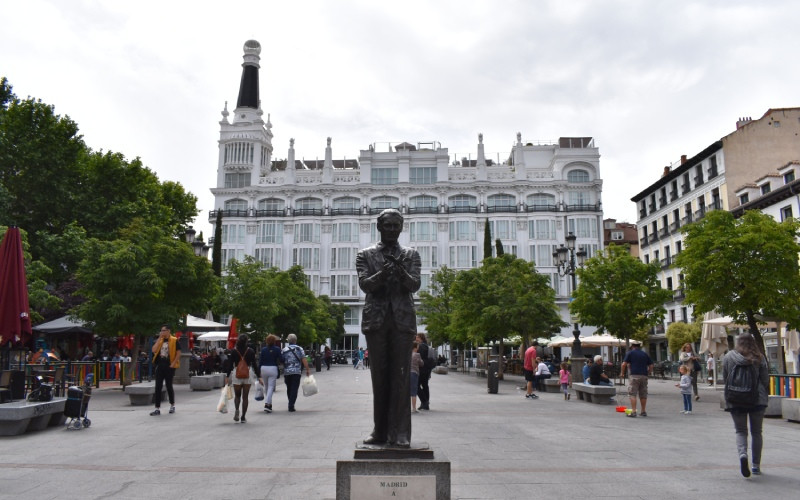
0, 367, 798, 499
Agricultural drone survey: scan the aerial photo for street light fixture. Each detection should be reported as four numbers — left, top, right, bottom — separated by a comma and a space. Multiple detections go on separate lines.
185, 226, 210, 259
553, 232, 588, 385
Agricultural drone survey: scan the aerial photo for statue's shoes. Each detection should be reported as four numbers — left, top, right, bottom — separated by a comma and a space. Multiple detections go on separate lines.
363, 436, 386, 445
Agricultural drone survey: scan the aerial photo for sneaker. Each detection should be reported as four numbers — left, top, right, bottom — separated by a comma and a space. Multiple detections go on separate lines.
685, 411, 692, 414
567, 393, 571, 400
169, 406, 175, 414
240, 416, 246, 423
640, 412, 647, 417
751, 465, 761, 475
150, 408, 161, 416
627, 411, 637, 418
288, 407, 296, 412
740, 455, 751, 478
264, 403, 272, 413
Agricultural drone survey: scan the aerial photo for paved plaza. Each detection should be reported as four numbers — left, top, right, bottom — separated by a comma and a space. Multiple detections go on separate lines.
0, 365, 798, 499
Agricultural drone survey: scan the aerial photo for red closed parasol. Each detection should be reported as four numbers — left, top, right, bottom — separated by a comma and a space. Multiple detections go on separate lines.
0, 227, 32, 348
227, 317, 238, 349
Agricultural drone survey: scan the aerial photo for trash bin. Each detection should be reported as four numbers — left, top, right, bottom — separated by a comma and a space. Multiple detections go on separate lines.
314, 353, 322, 372
487, 360, 499, 394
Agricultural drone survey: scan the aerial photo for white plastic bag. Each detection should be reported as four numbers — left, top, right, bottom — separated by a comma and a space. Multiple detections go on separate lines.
301, 374, 318, 397
217, 386, 229, 413
254, 380, 264, 401
225, 384, 234, 400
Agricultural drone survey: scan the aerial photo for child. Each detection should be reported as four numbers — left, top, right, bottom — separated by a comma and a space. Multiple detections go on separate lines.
676, 364, 693, 414
410, 342, 423, 413
559, 362, 571, 400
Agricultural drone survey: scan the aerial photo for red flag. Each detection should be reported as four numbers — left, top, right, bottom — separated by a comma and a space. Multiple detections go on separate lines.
227, 317, 238, 349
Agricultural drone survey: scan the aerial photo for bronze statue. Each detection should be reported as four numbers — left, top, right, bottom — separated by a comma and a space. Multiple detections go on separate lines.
356, 209, 421, 448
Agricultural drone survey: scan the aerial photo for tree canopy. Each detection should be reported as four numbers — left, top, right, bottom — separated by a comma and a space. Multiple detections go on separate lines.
571, 244, 672, 345
675, 209, 800, 355
417, 266, 459, 347
665, 320, 701, 356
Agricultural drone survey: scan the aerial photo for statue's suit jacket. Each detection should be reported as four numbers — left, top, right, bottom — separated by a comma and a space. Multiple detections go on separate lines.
356, 241, 421, 335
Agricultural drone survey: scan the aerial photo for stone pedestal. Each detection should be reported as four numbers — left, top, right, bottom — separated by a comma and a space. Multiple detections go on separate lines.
337, 444, 450, 499
173, 352, 192, 384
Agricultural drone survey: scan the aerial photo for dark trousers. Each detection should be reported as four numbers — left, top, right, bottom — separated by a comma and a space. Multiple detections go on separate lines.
418, 370, 431, 407
285, 374, 301, 409
154, 364, 175, 408
365, 318, 413, 445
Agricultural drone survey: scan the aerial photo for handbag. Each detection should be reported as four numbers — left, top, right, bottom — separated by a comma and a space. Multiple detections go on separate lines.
254, 380, 264, 401
216, 386, 229, 413
302, 374, 318, 397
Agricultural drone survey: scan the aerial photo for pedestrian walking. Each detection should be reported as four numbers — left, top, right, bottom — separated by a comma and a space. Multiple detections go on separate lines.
559, 362, 571, 400
621, 343, 653, 418
410, 342, 423, 413
676, 365, 693, 414
281, 334, 310, 412
722, 333, 769, 478
258, 334, 282, 413
150, 324, 180, 416
416, 333, 434, 410
225, 333, 258, 423
679, 343, 701, 400
707, 353, 715, 386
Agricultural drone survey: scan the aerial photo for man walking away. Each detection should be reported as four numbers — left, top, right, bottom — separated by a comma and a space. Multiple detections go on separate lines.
621, 343, 653, 418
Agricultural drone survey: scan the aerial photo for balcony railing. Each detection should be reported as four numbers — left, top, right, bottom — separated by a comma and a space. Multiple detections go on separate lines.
650, 232, 660, 242
681, 215, 692, 226
681, 184, 690, 195
294, 208, 324, 216
694, 208, 706, 220
673, 288, 685, 300
407, 206, 438, 214
659, 227, 669, 238
660, 257, 671, 269
694, 175, 704, 187
565, 203, 602, 212
670, 190, 678, 201
486, 205, 518, 213
639, 208, 647, 219
447, 206, 479, 213
669, 221, 679, 233
255, 209, 286, 217
659, 197, 667, 207
329, 208, 361, 216
708, 168, 718, 180
527, 204, 559, 213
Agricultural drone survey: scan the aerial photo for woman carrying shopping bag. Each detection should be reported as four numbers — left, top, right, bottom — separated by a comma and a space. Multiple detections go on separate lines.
224, 334, 259, 423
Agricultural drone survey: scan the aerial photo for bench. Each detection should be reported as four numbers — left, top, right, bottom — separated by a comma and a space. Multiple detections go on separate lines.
0, 398, 67, 436
572, 382, 616, 404
124, 384, 167, 406
543, 378, 561, 393
780, 398, 800, 422
189, 374, 216, 391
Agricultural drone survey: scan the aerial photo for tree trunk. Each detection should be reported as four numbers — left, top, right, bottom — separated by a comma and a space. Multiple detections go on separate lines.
745, 310, 767, 358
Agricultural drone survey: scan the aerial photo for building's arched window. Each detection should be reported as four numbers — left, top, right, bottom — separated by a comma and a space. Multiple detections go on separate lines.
371, 196, 400, 210
224, 199, 248, 212
410, 195, 437, 208
527, 193, 556, 207
333, 197, 360, 210
449, 194, 477, 207
567, 169, 590, 182
296, 197, 323, 210
224, 141, 254, 165
258, 198, 284, 211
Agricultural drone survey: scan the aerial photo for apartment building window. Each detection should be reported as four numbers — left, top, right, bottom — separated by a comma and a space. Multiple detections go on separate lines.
681, 307, 688, 322
644, 254, 650, 264
568, 217, 598, 238
449, 221, 476, 240
549, 273, 561, 296
488, 194, 516, 210
344, 307, 359, 326
254, 247, 281, 268
409, 195, 437, 211
666, 276, 673, 290
224, 141, 254, 165
529, 193, 557, 209
331, 247, 357, 270
676, 240, 682, 254
529, 219, 556, 239
293, 223, 320, 243
220, 248, 244, 266
293, 247, 320, 270
695, 165, 704, 186
224, 199, 248, 213
739, 193, 749, 205
333, 197, 360, 213
333, 223, 359, 243
567, 169, 591, 182
371, 196, 399, 210
409, 167, 437, 184
449, 194, 477, 210
780, 205, 793, 221
708, 155, 718, 179
761, 183, 771, 195
568, 191, 593, 208
531, 244, 556, 267
682, 173, 691, 194
256, 221, 283, 243
258, 198, 284, 214
449, 246, 477, 268
331, 274, 358, 297
414, 246, 438, 268
669, 310, 676, 323
222, 224, 245, 244
410, 221, 437, 241
224, 173, 251, 188
260, 145, 269, 168
371, 167, 399, 185
611, 231, 624, 241
784, 170, 795, 184
489, 220, 517, 240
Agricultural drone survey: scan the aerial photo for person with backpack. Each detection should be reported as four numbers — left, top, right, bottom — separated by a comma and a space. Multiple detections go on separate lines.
416, 333, 435, 410
224, 333, 258, 423
722, 333, 769, 477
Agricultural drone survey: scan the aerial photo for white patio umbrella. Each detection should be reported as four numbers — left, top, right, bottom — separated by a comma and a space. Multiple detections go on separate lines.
547, 334, 640, 348
196, 331, 229, 342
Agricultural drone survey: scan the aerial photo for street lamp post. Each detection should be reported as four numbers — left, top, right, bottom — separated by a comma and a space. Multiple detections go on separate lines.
554, 232, 587, 386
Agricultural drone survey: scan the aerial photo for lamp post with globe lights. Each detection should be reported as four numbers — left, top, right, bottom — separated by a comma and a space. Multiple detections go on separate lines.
553, 232, 588, 385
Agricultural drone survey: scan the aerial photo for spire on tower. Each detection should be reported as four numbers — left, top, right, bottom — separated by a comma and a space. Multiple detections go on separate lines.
236, 40, 261, 109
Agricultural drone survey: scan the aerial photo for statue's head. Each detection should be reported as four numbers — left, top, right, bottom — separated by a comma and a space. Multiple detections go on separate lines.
377, 209, 403, 244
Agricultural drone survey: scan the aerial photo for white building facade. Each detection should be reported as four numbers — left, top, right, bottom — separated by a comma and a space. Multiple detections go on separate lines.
210, 41, 604, 351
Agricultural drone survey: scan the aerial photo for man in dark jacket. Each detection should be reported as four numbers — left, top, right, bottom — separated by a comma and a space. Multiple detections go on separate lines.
356, 209, 421, 448
416, 333, 433, 410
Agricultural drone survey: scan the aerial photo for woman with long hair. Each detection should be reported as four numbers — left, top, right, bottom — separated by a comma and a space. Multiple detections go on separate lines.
258, 334, 282, 413
225, 333, 258, 423
722, 334, 769, 477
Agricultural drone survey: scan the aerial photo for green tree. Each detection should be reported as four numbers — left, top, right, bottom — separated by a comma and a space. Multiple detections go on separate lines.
215, 256, 282, 342
495, 239, 504, 257
675, 209, 800, 356
270, 266, 327, 346
417, 266, 459, 353
451, 254, 566, 376
74, 221, 218, 347
666, 320, 701, 357
571, 244, 672, 346
212, 210, 223, 277
318, 295, 349, 348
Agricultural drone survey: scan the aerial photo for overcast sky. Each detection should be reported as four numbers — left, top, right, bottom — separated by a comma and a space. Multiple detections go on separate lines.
3, 0, 799, 241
